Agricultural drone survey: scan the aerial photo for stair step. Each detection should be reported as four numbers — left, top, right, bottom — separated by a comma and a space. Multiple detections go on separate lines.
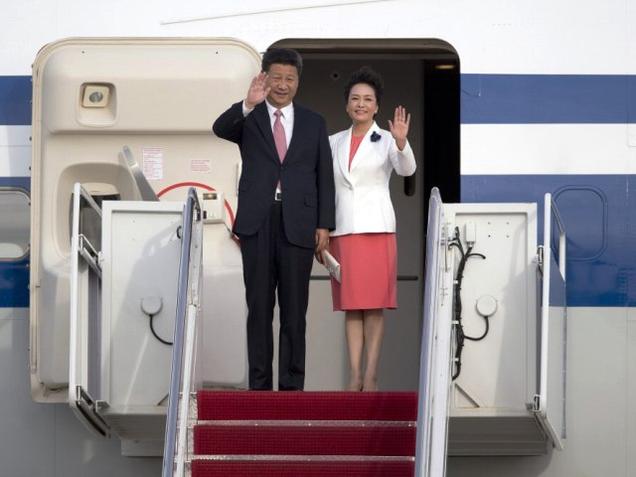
197, 391, 418, 421
191, 459, 415, 477
194, 419, 414, 427
193, 425, 416, 456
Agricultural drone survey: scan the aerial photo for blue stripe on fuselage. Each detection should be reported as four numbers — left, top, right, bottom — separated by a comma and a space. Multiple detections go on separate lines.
462, 174, 636, 307
2, 74, 636, 125
0, 76, 31, 125
460, 74, 636, 124
11, 174, 632, 308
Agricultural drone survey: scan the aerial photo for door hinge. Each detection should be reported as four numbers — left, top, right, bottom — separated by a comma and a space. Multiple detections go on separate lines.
536, 245, 544, 271
528, 394, 541, 413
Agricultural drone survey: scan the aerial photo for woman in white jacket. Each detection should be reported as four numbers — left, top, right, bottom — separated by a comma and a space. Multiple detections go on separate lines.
328, 67, 416, 391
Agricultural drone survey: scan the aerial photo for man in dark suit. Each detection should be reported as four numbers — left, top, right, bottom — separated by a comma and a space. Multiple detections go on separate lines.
213, 48, 335, 390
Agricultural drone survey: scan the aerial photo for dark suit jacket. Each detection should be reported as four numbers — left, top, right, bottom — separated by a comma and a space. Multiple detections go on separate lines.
213, 101, 335, 248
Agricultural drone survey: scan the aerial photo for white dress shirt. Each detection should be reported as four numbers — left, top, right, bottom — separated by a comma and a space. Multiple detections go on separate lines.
242, 100, 294, 148
243, 100, 294, 194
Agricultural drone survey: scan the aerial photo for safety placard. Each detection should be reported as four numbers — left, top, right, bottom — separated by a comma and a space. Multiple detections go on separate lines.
142, 147, 164, 180
191, 159, 211, 173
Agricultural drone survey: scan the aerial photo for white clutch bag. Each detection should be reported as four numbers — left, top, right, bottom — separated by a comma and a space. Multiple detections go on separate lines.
321, 250, 341, 283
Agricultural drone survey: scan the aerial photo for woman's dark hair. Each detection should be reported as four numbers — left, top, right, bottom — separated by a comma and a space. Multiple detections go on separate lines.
344, 66, 384, 105
262, 48, 303, 76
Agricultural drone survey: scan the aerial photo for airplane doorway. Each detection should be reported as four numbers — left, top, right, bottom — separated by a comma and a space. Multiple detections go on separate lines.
270, 39, 460, 390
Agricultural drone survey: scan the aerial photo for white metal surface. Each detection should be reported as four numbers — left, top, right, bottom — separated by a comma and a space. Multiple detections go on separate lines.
460, 124, 633, 175
415, 188, 453, 477
70, 194, 185, 441
163, 190, 204, 477
100, 201, 182, 410
536, 193, 567, 450
446, 203, 538, 413
442, 202, 543, 454
29, 37, 260, 401
1, 0, 634, 75
68, 183, 109, 437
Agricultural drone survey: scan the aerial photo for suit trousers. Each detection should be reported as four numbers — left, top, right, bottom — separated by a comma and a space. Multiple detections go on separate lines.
239, 201, 314, 390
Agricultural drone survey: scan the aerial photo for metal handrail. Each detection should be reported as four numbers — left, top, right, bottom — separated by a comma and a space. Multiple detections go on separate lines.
162, 188, 201, 477
538, 193, 568, 448
549, 194, 567, 280
415, 187, 456, 477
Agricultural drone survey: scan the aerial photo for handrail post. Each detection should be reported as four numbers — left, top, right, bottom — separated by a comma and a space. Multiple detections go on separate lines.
162, 188, 201, 477
415, 188, 452, 477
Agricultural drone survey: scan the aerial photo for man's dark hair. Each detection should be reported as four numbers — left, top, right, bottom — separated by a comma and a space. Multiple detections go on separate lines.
262, 48, 303, 76
344, 66, 384, 105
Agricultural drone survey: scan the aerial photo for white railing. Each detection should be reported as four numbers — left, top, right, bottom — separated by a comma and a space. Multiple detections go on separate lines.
415, 188, 454, 477
162, 188, 204, 477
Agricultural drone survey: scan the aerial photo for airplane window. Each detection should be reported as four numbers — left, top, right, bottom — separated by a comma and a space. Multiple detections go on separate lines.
0, 189, 30, 260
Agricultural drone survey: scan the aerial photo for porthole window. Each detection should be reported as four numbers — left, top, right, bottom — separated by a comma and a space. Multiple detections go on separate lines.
0, 189, 30, 260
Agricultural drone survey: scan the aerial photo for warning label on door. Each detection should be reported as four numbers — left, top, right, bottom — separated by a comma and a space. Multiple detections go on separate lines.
191, 159, 211, 173
142, 147, 163, 180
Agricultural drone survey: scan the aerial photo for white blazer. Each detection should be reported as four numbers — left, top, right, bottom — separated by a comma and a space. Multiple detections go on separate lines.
329, 122, 416, 237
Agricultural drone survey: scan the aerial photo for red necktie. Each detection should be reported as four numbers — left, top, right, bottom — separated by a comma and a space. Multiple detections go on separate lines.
273, 110, 287, 162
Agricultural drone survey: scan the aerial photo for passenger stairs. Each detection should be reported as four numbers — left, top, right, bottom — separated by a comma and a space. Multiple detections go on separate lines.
188, 390, 417, 476
58, 185, 568, 476
161, 188, 448, 477
163, 190, 565, 477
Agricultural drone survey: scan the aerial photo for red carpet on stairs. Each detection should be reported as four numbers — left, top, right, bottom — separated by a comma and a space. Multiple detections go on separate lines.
191, 460, 415, 477
191, 390, 418, 477
194, 425, 416, 456
197, 391, 418, 421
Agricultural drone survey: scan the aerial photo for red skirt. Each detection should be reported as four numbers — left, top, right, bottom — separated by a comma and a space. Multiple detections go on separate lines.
329, 233, 397, 311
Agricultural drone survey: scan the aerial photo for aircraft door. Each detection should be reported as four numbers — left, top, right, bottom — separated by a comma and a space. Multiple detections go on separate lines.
31, 38, 260, 402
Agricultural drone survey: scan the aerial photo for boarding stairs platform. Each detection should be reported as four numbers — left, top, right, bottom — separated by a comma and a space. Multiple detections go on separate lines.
160, 188, 567, 476
188, 390, 417, 476
161, 191, 423, 476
